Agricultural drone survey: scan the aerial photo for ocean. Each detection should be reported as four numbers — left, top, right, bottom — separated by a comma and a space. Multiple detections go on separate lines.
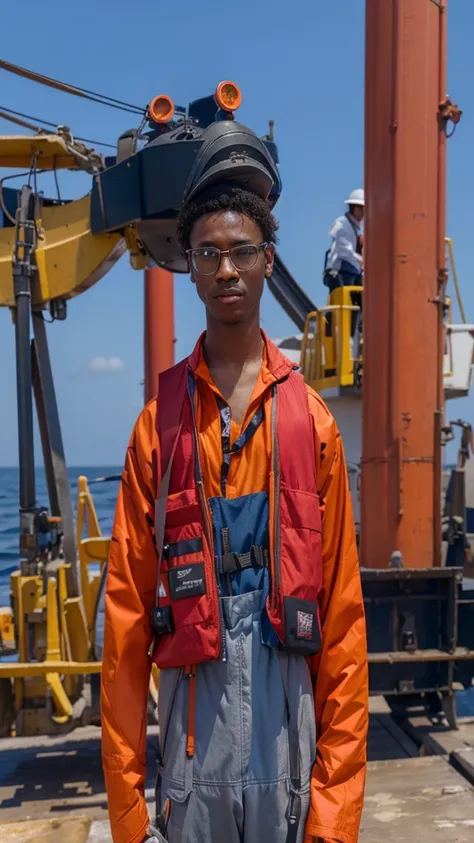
1, 465, 473, 714
0, 466, 121, 606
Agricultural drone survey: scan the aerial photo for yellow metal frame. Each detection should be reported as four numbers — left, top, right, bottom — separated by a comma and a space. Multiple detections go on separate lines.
0, 477, 108, 733
0, 133, 86, 170
301, 268, 457, 394
0, 194, 126, 308
0, 469, 161, 737
301, 286, 362, 393
0, 662, 102, 678
3, 561, 101, 713
0, 608, 15, 653
76, 475, 110, 640
0, 131, 164, 734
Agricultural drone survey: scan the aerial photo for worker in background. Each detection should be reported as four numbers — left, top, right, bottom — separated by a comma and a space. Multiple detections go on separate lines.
323, 188, 364, 292
101, 178, 368, 842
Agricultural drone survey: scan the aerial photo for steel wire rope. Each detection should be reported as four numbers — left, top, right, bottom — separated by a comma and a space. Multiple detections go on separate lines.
0, 59, 145, 116
0, 105, 116, 149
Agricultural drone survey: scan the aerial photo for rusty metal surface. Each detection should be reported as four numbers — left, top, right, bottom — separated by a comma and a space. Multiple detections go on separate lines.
368, 647, 474, 664
361, 567, 461, 580
362, 0, 448, 568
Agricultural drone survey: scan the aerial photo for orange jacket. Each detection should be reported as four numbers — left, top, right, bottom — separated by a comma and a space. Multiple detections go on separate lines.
101, 337, 368, 843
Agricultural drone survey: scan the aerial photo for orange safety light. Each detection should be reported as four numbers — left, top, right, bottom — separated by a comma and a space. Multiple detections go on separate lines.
149, 94, 175, 124
214, 81, 242, 113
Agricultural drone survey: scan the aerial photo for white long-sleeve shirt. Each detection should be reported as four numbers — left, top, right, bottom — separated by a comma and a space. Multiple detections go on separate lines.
326, 213, 363, 273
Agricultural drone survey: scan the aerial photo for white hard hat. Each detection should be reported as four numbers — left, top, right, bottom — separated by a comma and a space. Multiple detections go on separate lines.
344, 188, 365, 206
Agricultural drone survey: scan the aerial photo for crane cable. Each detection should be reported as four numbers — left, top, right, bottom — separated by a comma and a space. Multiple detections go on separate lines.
0, 104, 116, 149
0, 108, 41, 133
0, 58, 145, 116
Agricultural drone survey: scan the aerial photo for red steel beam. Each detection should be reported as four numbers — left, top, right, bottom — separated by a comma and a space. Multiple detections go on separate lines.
144, 267, 175, 404
361, 0, 447, 568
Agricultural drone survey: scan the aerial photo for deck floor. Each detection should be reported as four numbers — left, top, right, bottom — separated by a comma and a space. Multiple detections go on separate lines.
363, 755, 474, 842
0, 704, 473, 842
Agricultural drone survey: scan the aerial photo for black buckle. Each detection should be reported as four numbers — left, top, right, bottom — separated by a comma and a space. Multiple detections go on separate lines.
151, 605, 174, 636
286, 792, 302, 843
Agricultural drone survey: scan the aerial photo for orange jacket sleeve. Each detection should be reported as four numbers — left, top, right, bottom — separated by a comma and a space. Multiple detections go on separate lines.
305, 399, 368, 843
101, 402, 158, 843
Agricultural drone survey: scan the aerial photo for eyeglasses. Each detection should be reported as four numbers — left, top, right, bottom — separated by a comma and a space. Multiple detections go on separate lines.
186, 242, 268, 275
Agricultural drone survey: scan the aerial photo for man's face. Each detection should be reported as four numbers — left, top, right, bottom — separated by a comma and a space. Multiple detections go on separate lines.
188, 210, 275, 325
353, 205, 364, 223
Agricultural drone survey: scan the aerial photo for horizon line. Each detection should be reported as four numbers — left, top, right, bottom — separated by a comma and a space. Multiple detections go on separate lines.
0, 464, 123, 470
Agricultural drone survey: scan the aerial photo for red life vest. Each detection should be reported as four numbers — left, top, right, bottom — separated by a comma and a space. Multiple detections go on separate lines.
151, 348, 323, 670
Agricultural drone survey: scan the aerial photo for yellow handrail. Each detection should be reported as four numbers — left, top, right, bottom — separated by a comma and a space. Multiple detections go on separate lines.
76, 476, 109, 637
301, 256, 464, 394
300, 287, 363, 392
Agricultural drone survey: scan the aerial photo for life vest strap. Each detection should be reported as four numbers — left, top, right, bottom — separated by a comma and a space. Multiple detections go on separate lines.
216, 545, 269, 575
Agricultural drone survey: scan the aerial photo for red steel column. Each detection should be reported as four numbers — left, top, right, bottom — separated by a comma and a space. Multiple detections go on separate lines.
144, 267, 175, 404
361, 0, 447, 568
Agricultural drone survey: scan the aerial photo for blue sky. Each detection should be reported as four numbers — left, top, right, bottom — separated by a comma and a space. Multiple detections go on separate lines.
0, 0, 473, 466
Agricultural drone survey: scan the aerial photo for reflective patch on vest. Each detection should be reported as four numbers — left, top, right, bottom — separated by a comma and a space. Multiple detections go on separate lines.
158, 581, 167, 598
297, 610, 314, 640
168, 562, 206, 601
284, 596, 321, 655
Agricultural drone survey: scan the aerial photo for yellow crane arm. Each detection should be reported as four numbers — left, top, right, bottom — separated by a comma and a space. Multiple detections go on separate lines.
0, 194, 126, 307
0, 133, 89, 170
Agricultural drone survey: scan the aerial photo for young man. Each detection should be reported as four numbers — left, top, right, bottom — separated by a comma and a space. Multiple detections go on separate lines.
101, 184, 368, 843
323, 189, 365, 292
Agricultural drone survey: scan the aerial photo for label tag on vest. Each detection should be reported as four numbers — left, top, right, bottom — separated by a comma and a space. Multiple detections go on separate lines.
158, 581, 167, 598
283, 596, 321, 656
168, 562, 206, 601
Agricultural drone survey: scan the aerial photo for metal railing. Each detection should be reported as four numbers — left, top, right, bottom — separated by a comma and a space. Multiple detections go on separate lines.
300, 286, 363, 392
301, 281, 456, 394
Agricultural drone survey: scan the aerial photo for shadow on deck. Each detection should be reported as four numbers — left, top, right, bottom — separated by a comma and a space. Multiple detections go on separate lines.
0, 726, 158, 823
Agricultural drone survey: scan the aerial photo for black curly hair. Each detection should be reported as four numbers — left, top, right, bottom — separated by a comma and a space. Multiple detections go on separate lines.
177, 183, 279, 252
